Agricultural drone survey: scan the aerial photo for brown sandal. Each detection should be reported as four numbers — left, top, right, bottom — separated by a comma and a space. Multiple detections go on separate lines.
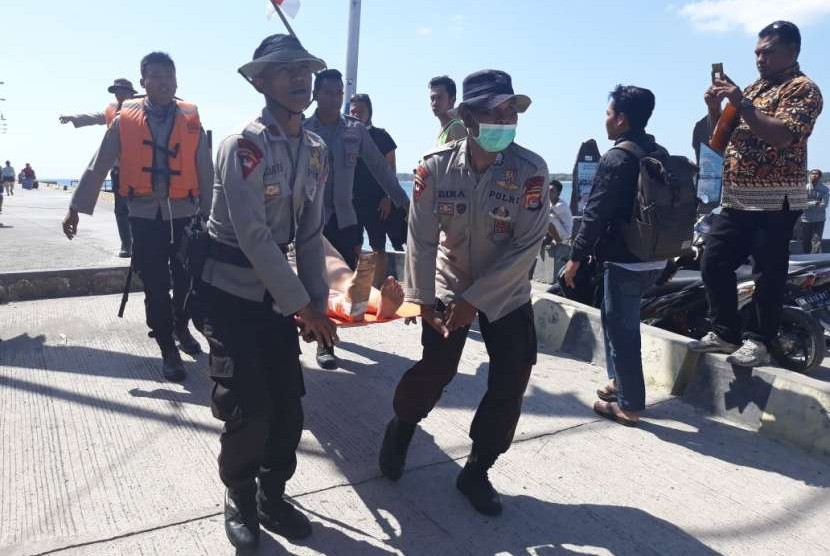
596, 385, 618, 402
593, 400, 638, 427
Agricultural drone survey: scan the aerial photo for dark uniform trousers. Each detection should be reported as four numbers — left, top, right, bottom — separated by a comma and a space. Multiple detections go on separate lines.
111, 170, 132, 249
324, 214, 363, 271
393, 301, 537, 458
201, 283, 305, 498
129, 214, 191, 345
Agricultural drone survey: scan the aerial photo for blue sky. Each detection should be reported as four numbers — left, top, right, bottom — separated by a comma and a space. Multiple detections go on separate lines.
1, 0, 829, 178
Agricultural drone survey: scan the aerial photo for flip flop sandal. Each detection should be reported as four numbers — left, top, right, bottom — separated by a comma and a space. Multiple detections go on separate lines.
593, 401, 638, 428
596, 386, 618, 402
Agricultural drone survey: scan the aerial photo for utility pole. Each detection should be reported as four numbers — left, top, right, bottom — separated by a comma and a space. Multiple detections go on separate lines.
342, 0, 362, 114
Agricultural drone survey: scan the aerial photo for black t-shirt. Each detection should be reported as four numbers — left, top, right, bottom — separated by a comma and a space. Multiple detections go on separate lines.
353, 126, 397, 207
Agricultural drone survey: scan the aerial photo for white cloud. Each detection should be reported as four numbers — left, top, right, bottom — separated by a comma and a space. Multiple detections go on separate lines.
416, 26, 432, 36
679, 0, 830, 33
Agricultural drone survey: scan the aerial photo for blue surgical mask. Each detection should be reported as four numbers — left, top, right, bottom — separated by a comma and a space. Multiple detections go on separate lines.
473, 123, 517, 153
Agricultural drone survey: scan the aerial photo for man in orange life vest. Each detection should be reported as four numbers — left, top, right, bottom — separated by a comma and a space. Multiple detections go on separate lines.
62, 53, 214, 381
60, 78, 138, 257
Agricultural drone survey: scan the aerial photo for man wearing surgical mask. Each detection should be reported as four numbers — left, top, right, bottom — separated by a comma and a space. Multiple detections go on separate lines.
378, 70, 550, 517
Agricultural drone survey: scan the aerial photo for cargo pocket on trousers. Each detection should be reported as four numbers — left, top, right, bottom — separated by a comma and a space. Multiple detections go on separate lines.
209, 354, 242, 423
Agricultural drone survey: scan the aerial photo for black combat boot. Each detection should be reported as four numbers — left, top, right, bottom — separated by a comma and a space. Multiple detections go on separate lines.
456, 451, 502, 516
378, 417, 416, 481
174, 326, 202, 356
315, 343, 338, 370
159, 340, 186, 382
225, 488, 259, 552
256, 488, 312, 540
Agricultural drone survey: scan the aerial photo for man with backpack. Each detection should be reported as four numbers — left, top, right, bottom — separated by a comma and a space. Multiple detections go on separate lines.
563, 85, 694, 427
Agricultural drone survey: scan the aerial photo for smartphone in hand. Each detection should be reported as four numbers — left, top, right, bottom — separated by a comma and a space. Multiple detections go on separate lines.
711, 63, 724, 84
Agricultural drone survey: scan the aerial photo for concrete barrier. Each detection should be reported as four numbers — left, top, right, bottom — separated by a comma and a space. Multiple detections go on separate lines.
532, 290, 830, 463
0, 267, 141, 304
532, 292, 700, 397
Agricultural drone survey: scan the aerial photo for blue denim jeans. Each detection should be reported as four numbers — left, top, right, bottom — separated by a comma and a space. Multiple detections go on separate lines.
601, 264, 662, 412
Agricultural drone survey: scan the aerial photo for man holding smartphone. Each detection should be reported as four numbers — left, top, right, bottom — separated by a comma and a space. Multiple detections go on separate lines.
690, 21, 823, 366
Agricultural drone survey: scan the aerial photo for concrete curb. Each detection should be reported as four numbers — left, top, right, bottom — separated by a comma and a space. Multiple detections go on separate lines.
0, 266, 140, 304
531, 292, 830, 462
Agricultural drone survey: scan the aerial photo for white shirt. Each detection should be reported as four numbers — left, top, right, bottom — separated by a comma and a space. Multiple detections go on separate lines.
550, 200, 573, 243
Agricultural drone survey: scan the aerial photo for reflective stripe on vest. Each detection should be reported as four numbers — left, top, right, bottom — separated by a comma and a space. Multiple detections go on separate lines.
117, 98, 201, 200
104, 102, 119, 128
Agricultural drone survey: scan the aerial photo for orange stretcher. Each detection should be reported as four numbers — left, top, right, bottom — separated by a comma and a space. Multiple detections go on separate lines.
328, 301, 421, 327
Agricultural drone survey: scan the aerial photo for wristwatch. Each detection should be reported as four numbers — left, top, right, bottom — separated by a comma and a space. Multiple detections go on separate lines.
740, 98, 755, 114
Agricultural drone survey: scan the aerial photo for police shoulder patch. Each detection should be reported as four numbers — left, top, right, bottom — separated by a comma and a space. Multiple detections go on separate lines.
521, 175, 545, 211
414, 164, 430, 202
237, 138, 263, 180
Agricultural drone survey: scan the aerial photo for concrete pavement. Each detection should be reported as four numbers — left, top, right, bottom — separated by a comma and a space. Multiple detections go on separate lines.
0, 188, 125, 274
2, 294, 830, 555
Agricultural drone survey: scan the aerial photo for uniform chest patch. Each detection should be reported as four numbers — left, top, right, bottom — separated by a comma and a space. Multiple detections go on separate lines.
265, 184, 282, 197
438, 190, 466, 200
237, 138, 263, 180
438, 202, 455, 216
495, 169, 519, 191
489, 190, 520, 204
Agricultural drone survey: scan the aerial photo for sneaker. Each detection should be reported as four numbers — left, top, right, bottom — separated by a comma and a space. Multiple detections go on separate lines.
688, 332, 740, 354
727, 339, 771, 368
316, 343, 338, 370
256, 493, 312, 540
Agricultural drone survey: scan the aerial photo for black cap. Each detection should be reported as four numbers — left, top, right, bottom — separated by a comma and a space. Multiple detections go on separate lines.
107, 78, 137, 95
239, 34, 326, 79
457, 70, 530, 113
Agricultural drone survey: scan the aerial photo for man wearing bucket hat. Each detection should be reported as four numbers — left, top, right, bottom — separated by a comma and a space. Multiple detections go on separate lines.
379, 69, 550, 516
303, 68, 410, 371
59, 78, 139, 257
199, 33, 336, 550
62, 53, 212, 380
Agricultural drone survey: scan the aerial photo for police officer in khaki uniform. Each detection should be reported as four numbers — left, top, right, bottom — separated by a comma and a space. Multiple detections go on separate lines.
379, 70, 550, 517
304, 69, 410, 370
59, 78, 139, 258
62, 53, 212, 381
200, 34, 337, 550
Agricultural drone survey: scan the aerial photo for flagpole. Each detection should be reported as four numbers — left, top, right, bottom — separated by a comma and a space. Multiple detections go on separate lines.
342, 0, 362, 114
269, 0, 297, 37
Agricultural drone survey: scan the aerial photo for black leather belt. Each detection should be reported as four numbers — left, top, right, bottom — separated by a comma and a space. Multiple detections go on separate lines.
207, 238, 288, 268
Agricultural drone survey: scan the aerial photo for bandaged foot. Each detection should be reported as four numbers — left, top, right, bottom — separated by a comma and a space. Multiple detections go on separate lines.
376, 276, 404, 319
328, 252, 375, 322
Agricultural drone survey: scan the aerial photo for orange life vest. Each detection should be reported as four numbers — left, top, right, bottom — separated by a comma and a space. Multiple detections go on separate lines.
104, 102, 119, 128
117, 98, 201, 200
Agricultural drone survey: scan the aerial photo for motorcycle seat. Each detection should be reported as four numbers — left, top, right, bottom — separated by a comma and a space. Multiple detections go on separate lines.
645, 270, 702, 297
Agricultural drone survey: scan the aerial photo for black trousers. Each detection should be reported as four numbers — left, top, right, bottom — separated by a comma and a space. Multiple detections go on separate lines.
129, 215, 190, 345
393, 301, 537, 458
800, 220, 825, 254
201, 284, 304, 497
324, 214, 363, 270
111, 170, 132, 249
701, 208, 800, 345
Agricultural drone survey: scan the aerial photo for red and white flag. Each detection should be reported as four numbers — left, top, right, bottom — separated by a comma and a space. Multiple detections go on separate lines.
267, 0, 300, 19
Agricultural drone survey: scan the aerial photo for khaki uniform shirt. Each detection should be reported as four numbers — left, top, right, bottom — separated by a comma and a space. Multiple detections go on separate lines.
67, 112, 107, 128
303, 113, 409, 228
203, 108, 329, 316
70, 98, 213, 220
405, 139, 550, 322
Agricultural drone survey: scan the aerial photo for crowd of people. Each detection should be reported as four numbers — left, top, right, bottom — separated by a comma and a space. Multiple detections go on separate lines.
52, 18, 824, 552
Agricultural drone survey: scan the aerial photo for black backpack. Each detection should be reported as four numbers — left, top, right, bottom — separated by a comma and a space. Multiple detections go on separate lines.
615, 142, 698, 261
